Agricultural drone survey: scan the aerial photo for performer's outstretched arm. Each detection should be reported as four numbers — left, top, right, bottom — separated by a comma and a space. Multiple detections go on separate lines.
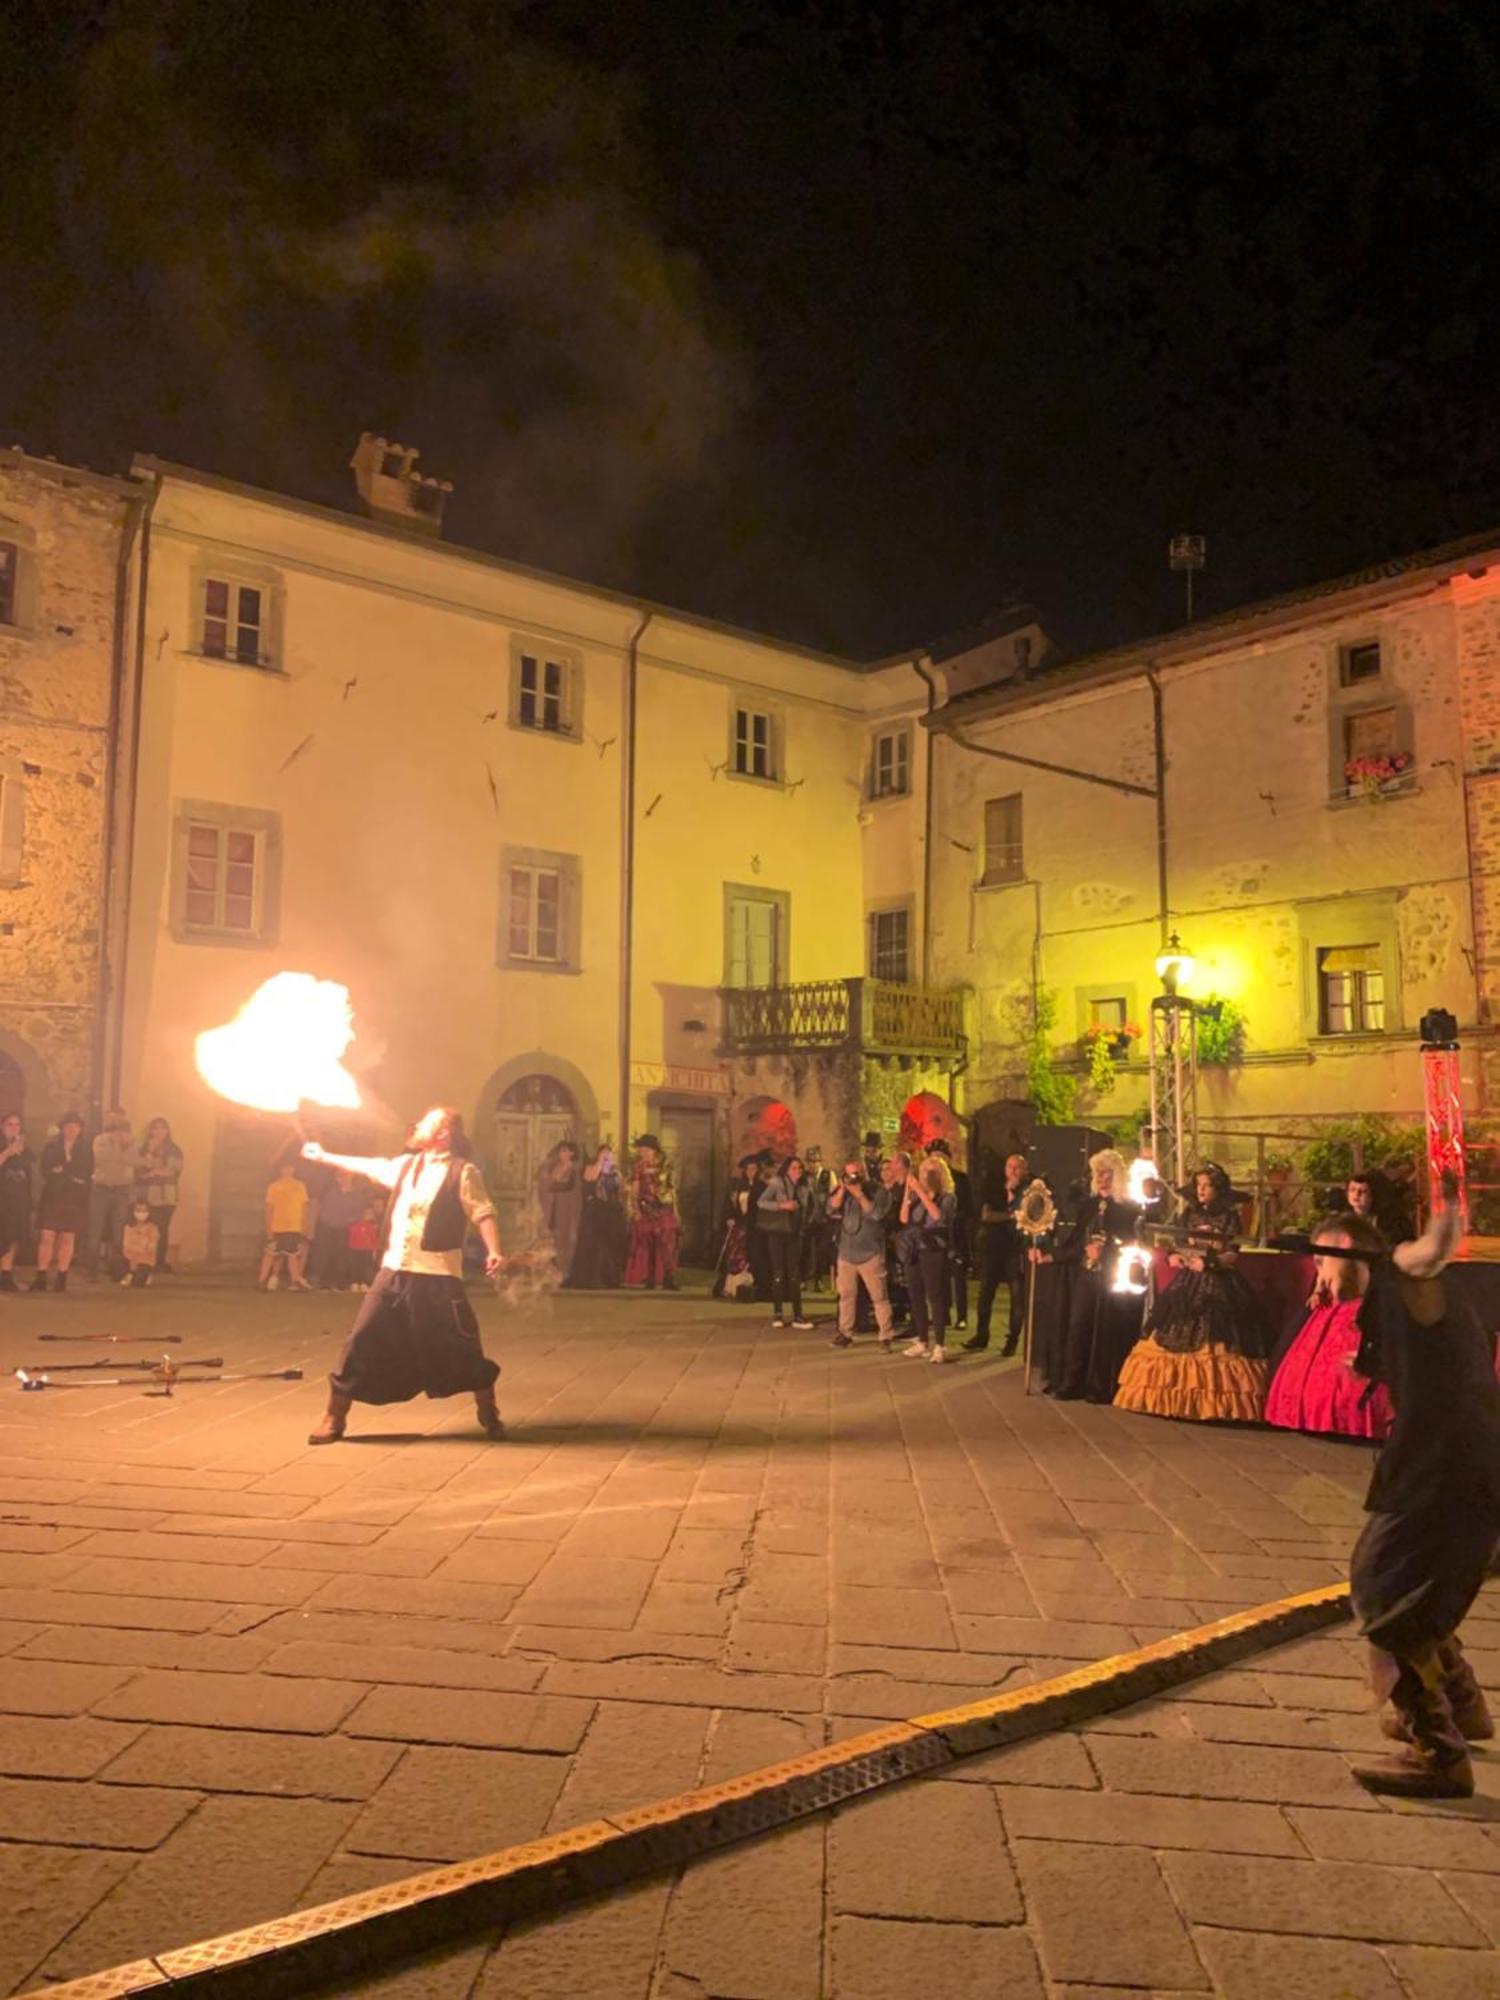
301, 1142, 401, 1188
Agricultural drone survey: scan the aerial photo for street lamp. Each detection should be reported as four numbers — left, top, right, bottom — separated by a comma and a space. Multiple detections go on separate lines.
1148, 931, 1199, 1193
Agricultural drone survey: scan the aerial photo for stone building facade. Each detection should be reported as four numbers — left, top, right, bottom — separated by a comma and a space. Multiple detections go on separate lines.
926, 529, 1500, 1181
0, 451, 140, 1144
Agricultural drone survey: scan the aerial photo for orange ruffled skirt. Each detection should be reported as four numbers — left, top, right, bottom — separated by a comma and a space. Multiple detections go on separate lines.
1113, 1335, 1269, 1424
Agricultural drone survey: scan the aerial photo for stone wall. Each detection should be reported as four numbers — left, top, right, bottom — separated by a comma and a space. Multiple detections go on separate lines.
1455, 581, 1500, 1106
0, 453, 134, 1136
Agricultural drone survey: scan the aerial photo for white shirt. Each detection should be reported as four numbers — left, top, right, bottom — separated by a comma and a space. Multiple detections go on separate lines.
358, 1152, 497, 1278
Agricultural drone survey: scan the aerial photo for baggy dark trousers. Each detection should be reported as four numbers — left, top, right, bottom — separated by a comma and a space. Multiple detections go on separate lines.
1351, 1499, 1500, 1761
329, 1268, 499, 1405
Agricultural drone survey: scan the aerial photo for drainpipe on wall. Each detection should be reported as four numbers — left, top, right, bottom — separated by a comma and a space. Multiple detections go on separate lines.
89, 482, 146, 1124
911, 654, 939, 984
104, 468, 160, 1110
618, 609, 653, 1148
1145, 667, 1169, 943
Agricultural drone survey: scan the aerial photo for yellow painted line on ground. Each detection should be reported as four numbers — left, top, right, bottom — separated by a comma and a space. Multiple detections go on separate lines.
30, 1580, 1351, 2000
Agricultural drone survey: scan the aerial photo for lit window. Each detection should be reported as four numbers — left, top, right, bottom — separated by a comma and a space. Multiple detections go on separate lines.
869, 908, 910, 983
1319, 945, 1385, 1034
184, 822, 260, 934
1340, 640, 1382, 685
509, 865, 563, 963
733, 706, 776, 780
982, 794, 1023, 885
0, 542, 16, 627
517, 653, 566, 733
870, 729, 910, 799
202, 579, 266, 666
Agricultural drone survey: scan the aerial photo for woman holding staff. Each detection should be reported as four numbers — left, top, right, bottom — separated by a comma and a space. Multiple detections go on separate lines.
301, 1106, 504, 1444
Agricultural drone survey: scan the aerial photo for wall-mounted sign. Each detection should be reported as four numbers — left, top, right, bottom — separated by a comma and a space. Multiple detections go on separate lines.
632, 1060, 732, 1098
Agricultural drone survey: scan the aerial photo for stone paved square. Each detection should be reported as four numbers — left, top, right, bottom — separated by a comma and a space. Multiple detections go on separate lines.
0, 1279, 1497, 1997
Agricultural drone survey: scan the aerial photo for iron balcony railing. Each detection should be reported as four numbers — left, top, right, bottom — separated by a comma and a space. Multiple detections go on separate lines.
721, 978, 966, 1058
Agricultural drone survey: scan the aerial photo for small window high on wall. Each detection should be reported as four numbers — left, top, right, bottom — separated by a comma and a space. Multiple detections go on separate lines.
982, 794, 1023, 885
1318, 945, 1385, 1034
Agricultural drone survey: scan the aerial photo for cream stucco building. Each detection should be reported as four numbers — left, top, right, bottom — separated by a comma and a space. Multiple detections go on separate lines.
113, 447, 955, 1263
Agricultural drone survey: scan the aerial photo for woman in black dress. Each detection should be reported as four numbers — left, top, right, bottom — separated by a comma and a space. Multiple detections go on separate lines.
0, 1113, 34, 1291
564, 1144, 628, 1289
32, 1111, 92, 1292
1048, 1148, 1151, 1402
1114, 1162, 1272, 1421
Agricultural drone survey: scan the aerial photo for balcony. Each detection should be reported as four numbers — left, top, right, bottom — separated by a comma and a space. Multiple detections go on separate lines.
721, 979, 966, 1059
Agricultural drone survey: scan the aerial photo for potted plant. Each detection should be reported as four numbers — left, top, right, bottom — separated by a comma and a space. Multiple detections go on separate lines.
1080, 1020, 1141, 1097
1344, 750, 1413, 802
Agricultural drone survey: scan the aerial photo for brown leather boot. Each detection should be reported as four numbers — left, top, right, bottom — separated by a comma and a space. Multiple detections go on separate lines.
1355, 1650, 1473, 1798
308, 1391, 352, 1445
1381, 1633, 1494, 1743
474, 1390, 505, 1438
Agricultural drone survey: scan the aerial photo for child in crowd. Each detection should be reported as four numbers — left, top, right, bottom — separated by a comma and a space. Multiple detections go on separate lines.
259, 1162, 312, 1291
347, 1199, 381, 1292
118, 1201, 159, 1288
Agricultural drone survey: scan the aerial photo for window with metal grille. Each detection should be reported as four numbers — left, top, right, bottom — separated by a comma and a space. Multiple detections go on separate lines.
202, 579, 265, 666
0, 542, 16, 626
1318, 945, 1385, 1034
184, 822, 259, 934
509, 864, 563, 963
1340, 640, 1382, 685
869, 907, 910, 983
870, 729, 910, 799
982, 793, 1023, 884
517, 653, 566, 733
733, 706, 776, 780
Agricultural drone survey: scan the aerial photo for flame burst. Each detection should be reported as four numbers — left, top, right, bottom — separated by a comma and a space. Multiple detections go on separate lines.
196, 973, 361, 1114
1112, 1243, 1153, 1296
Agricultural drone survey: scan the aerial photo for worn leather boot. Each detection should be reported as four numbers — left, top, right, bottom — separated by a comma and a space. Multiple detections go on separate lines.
474, 1389, 505, 1438
1383, 1633, 1495, 1744
1356, 1649, 1474, 1798
307, 1391, 352, 1446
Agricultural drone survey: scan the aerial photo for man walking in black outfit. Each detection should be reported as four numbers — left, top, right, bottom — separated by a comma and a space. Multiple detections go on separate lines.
1341, 1187, 1500, 1798
966, 1152, 1029, 1353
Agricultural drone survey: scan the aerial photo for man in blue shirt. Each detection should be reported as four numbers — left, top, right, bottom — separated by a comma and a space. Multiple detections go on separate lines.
828, 1157, 894, 1349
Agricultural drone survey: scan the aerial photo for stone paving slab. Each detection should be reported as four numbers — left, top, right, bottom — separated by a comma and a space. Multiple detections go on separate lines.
0, 1280, 1497, 1997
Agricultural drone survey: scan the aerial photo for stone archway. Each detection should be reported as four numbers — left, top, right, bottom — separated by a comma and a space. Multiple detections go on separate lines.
0, 1030, 50, 1150
732, 1094, 798, 1163
473, 1053, 601, 1247
899, 1089, 963, 1161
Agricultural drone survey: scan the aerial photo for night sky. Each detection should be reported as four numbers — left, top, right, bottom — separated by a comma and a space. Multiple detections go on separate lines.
2, 0, 1497, 658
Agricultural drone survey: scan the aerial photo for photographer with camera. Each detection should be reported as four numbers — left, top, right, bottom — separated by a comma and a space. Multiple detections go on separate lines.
827, 1156, 895, 1350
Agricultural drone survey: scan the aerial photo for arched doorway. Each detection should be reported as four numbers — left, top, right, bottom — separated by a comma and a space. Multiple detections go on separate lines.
732, 1095, 797, 1163
493, 1073, 579, 1247
899, 1090, 963, 1161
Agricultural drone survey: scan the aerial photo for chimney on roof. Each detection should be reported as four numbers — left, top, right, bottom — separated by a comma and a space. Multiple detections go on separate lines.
349, 434, 452, 537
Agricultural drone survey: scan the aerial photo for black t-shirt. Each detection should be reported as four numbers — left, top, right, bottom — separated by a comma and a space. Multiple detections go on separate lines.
1359, 1268, 1500, 1515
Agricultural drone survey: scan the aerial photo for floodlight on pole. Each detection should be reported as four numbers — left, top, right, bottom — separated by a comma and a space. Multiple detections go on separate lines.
1168, 534, 1206, 622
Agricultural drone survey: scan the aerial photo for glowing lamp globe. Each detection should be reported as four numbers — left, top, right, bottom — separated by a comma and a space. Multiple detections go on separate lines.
1154, 931, 1195, 996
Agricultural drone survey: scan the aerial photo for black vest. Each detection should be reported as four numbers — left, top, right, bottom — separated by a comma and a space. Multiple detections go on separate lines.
381, 1155, 468, 1261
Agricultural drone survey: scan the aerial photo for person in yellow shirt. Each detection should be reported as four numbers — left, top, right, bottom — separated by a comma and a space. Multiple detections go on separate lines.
259, 1165, 313, 1291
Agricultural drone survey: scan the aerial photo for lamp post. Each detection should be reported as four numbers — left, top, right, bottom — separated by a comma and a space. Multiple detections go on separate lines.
1148, 930, 1199, 1193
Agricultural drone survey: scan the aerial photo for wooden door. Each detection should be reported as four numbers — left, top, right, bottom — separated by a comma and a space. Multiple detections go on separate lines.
657, 1103, 715, 1266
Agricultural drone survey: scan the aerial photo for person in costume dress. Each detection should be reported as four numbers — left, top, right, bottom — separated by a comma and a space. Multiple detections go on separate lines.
623, 1133, 679, 1288
967, 1151, 1029, 1353
31, 1111, 93, 1292
0, 1113, 34, 1291
536, 1140, 583, 1282
1048, 1149, 1151, 1402
713, 1155, 763, 1300
1263, 1212, 1394, 1438
302, 1107, 503, 1445
1114, 1163, 1273, 1421
565, 1144, 627, 1288
1341, 1194, 1500, 1797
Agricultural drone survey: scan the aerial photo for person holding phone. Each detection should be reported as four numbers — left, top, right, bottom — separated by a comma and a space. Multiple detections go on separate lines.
828, 1159, 894, 1350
